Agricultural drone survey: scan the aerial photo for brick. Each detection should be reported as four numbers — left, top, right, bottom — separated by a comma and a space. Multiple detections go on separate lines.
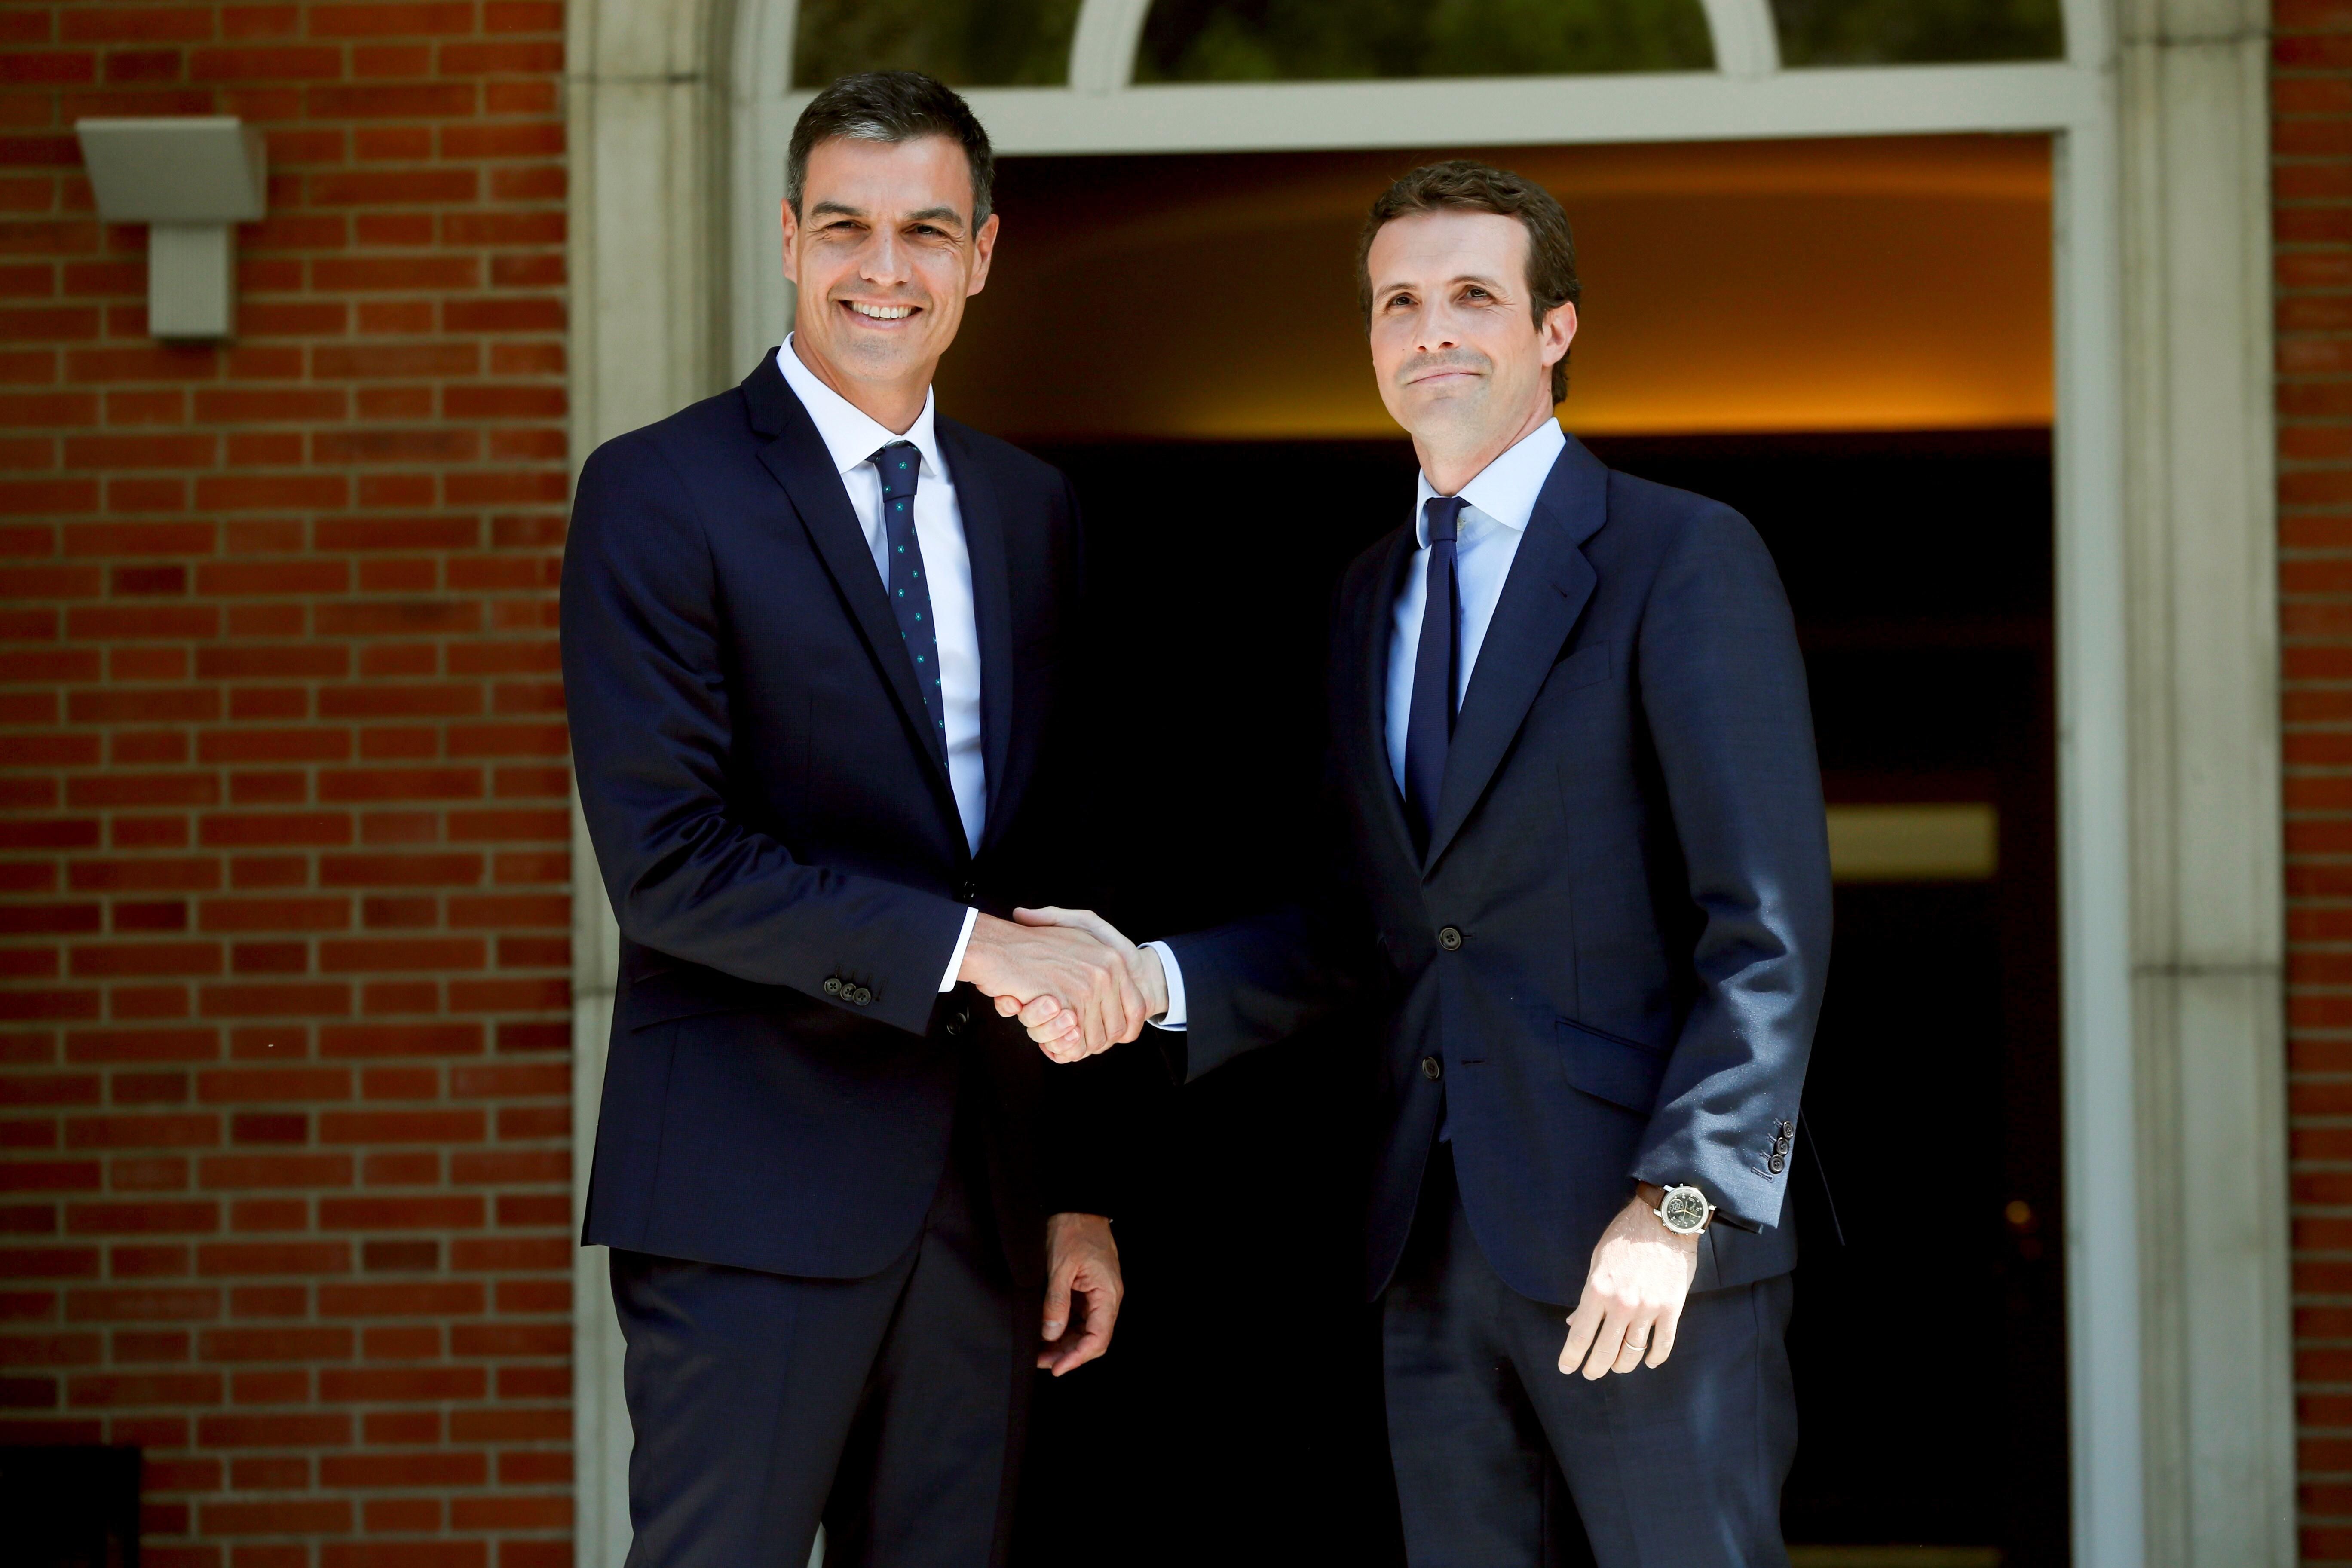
322, 1544, 485, 1568
200, 1152, 354, 1189
69, 1370, 223, 1407
197, 1241, 349, 1276
320, 1449, 484, 1487
196, 983, 351, 1019
317, 1194, 482, 1230
64, 1113, 219, 1148
198, 1411, 349, 1448
66, 1028, 217, 1063
198, 814, 352, 849
320, 1365, 484, 1402
0, 1159, 100, 1189
447, 1406, 562, 1443
316, 1280, 480, 1317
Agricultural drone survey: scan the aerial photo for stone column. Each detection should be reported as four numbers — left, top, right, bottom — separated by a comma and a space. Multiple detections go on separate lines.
566, 1, 730, 1563
2117, 2, 2294, 1564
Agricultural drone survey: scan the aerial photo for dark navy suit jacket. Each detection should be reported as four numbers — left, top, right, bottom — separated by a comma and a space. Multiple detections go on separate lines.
1165, 435, 1832, 1304
562, 352, 1102, 1289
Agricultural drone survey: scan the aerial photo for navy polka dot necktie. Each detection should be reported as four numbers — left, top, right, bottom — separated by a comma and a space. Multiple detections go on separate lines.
873, 441, 947, 739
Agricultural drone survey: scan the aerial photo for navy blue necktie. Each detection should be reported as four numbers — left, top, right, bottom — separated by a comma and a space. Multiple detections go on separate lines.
873, 441, 947, 739
1404, 495, 1467, 855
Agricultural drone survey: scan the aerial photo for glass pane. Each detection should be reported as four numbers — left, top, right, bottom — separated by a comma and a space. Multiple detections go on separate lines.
1771, 0, 2063, 67
792, 0, 1082, 88
1134, 0, 1714, 83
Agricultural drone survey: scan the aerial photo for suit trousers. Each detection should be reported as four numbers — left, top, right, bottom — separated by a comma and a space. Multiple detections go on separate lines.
1383, 1146, 1797, 1568
608, 1108, 1032, 1568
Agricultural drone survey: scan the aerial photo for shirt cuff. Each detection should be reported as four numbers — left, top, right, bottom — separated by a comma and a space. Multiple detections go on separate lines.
938, 905, 979, 993
1143, 940, 1187, 1031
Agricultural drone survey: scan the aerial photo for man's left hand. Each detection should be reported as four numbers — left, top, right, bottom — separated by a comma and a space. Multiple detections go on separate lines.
1040, 1211, 1123, 1376
1558, 1184, 1700, 1379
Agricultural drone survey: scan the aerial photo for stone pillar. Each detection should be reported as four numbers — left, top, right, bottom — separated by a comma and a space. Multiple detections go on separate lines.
2117, 2, 2294, 1564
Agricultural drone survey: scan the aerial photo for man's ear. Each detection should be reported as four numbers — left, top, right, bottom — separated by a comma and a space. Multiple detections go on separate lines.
967, 211, 1001, 298
1540, 299, 1578, 369
779, 199, 800, 287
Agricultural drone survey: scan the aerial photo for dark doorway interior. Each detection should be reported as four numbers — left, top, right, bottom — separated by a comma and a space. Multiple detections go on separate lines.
1009, 431, 2064, 1567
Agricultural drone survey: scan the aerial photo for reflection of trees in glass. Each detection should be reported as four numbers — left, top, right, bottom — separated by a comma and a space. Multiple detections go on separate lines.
1135, 0, 1713, 82
1771, 0, 2062, 65
792, 0, 1082, 88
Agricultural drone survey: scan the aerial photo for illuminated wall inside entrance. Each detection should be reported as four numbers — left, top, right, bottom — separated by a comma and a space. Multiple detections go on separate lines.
939, 134, 2052, 441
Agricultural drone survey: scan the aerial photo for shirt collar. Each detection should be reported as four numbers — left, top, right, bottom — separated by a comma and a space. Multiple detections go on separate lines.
775, 335, 948, 486
1413, 418, 1567, 546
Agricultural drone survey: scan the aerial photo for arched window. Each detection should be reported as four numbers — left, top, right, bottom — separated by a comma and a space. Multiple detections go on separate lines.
781, 0, 2069, 96
791, 0, 1085, 87
1131, 0, 1715, 82
1771, 0, 2063, 67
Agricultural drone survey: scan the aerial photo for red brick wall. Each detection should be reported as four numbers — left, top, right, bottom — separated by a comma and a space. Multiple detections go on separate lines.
0, 3, 573, 1565
2284, 3, 2352, 1564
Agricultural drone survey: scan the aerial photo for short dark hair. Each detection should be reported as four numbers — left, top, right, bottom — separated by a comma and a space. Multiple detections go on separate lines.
1357, 160, 1581, 404
786, 70, 995, 228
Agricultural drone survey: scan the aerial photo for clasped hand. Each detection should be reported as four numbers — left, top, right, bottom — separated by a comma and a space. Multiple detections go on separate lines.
956, 906, 1165, 1063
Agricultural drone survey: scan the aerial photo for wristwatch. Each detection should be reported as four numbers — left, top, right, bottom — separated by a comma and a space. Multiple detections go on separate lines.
1654, 1184, 1715, 1237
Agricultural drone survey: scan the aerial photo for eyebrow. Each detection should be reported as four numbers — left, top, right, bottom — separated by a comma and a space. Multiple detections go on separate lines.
1381, 272, 1507, 296
808, 199, 967, 231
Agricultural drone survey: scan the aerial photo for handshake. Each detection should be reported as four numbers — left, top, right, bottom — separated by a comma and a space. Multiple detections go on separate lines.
955, 907, 1164, 1063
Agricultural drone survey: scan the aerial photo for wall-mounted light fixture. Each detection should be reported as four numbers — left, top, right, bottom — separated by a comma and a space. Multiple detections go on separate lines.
74, 117, 267, 342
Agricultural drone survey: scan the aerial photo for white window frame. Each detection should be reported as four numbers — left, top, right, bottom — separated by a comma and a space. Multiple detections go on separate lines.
570, 3, 2291, 1565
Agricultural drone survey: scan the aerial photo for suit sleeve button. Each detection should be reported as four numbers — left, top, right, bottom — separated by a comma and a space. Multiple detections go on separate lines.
1421, 1056, 1443, 1081
1436, 926, 1462, 951
822, 977, 842, 996
1768, 1153, 1787, 1174
852, 987, 873, 1006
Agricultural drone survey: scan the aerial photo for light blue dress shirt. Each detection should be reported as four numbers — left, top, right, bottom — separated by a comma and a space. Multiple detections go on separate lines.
1150, 418, 1570, 1029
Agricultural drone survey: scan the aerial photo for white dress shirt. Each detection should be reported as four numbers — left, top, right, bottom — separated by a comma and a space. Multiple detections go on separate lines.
1148, 418, 1569, 1030
776, 337, 983, 991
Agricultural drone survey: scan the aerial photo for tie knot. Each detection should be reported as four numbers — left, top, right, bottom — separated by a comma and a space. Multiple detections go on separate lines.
1424, 494, 1468, 546
872, 441, 920, 505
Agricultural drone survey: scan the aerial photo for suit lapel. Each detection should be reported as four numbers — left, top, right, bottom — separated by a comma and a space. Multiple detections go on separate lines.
743, 353, 952, 785
938, 420, 1021, 852
1422, 437, 1608, 870
1355, 524, 1421, 874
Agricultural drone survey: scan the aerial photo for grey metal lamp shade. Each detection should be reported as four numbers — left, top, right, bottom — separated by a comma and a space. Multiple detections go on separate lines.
74, 117, 268, 342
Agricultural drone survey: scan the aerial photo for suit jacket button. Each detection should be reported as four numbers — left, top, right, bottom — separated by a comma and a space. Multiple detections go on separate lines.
1421, 1056, 1442, 1081
1436, 926, 1462, 951
957, 879, 978, 902
822, 977, 842, 996
1768, 1152, 1787, 1175
852, 986, 873, 1006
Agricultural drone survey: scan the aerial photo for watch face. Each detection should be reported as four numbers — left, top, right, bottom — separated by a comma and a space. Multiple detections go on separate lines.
1660, 1188, 1708, 1234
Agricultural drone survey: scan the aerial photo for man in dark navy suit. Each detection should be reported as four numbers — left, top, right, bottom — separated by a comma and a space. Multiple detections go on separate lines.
561, 73, 1148, 1568
1015, 163, 1833, 1566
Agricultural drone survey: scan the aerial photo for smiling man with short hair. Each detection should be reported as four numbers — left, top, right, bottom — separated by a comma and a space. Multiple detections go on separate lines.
563, 71, 1142, 1568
